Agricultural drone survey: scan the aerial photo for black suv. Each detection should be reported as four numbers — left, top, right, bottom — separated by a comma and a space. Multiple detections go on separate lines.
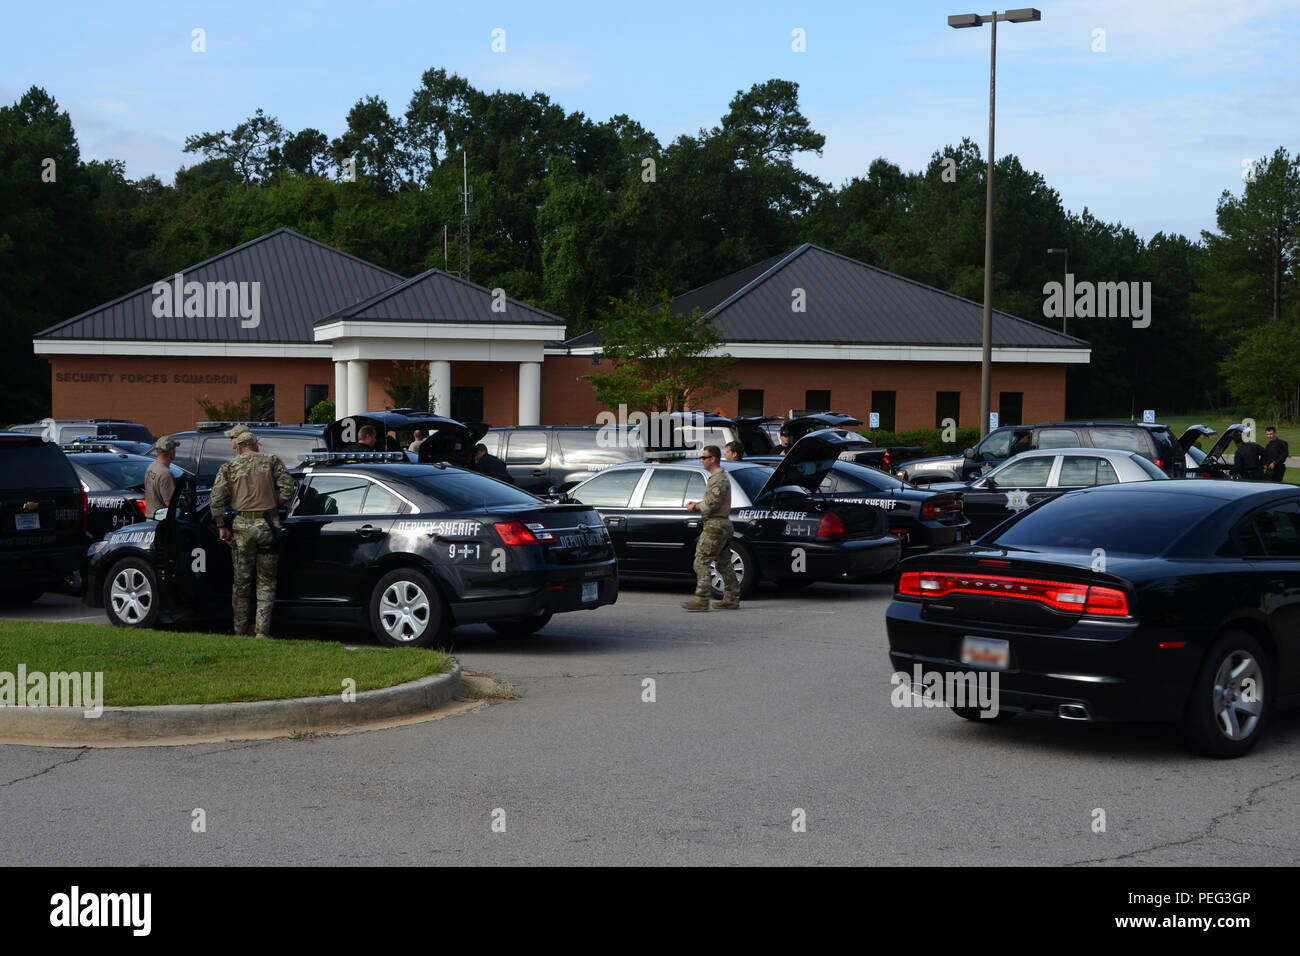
0, 433, 90, 602
895, 422, 1197, 483
9, 418, 155, 445
167, 422, 327, 489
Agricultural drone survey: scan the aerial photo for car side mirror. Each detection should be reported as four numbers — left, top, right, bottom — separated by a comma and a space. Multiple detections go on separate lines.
963, 447, 975, 459
153, 507, 168, 521
982, 477, 996, 490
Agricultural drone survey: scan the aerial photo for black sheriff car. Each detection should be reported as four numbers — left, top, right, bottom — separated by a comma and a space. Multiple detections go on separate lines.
83, 452, 618, 646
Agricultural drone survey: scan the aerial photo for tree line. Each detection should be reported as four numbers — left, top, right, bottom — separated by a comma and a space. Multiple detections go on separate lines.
1, 73, 1296, 424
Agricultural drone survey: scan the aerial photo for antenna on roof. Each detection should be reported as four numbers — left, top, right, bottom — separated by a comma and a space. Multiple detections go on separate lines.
458, 150, 472, 281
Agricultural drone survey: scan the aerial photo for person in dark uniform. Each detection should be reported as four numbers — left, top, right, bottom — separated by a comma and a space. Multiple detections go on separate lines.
342, 424, 378, 453
777, 426, 793, 456
724, 440, 744, 461
473, 443, 514, 483
1262, 426, 1290, 482
1230, 432, 1265, 480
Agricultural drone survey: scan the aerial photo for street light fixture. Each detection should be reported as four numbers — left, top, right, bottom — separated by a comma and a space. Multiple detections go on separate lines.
949, 8, 1042, 437
1047, 247, 1068, 334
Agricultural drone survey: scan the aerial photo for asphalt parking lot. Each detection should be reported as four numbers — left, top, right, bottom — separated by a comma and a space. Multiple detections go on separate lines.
1, 585, 1298, 866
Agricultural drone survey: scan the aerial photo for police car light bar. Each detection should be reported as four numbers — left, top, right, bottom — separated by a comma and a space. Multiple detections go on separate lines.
196, 420, 282, 431
643, 449, 695, 462
298, 452, 409, 465
60, 443, 121, 454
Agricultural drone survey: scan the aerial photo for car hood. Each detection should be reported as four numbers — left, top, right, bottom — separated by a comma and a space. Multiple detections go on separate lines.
755, 429, 872, 498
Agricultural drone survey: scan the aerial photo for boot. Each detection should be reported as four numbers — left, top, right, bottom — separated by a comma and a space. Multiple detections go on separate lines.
712, 598, 740, 610
680, 597, 711, 611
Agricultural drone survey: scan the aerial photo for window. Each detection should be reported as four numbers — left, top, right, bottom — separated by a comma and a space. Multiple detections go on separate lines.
1058, 456, 1118, 487
738, 389, 764, 418
935, 392, 960, 429
684, 473, 705, 503
170, 436, 197, 473
805, 390, 831, 414
870, 391, 896, 432
570, 469, 644, 508
1088, 427, 1144, 455
250, 384, 275, 422
998, 392, 1023, 427
556, 429, 633, 467
642, 469, 695, 508
1038, 428, 1080, 449
451, 386, 484, 422
256, 434, 325, 469
297, 475, 369, 517
478, 432, 503, 456
1247, 503, 1300, 558
404, 472, 540, 510
992, 491, 1208, 555
990, 457, 1053, 487
304, 385, 329, 421
361, 483, 405, 515
975, 429, 1013, 461
505, 430, 548, 464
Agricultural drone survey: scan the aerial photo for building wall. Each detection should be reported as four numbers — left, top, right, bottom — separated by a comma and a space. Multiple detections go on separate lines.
44, 354, 1067, 435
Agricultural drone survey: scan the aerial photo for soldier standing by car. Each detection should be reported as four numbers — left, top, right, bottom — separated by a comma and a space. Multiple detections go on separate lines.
144, 437, 178, 518
682, 445, 740, 611
210, 433, 293, 638
226, 424, 251, 450
1230, 432, 1265, 480
1263, 426, 1290, 482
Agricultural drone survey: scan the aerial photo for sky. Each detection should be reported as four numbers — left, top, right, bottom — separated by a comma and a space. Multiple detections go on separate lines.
3, 0, 1298, 240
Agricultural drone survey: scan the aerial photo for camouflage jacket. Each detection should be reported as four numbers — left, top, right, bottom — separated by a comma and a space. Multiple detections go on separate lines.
699, 468, 732, 521
210, 452, 293, 518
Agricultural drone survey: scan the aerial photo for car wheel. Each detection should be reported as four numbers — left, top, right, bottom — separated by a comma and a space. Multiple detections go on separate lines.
709, 540, 757, 600
104, 558, 161, 628
370, 568, 447, 648
1182, 631, 1271, 758
951, 704, 1017, 723
0, 585, 44, 604
489, 609, 554, 636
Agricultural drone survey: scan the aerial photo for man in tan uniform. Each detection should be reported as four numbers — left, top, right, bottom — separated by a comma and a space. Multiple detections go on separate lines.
144, 437, 178, 518
682, 445, 740, 611
210, 433, 293, 637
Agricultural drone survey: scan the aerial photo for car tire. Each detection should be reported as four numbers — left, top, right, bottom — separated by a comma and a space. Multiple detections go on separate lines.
709, 540, 757, 600
103, 558, 161, 628
951, 705, 1017, 723
1181, 631, 1271, 758
489, 609, 554, 636
369, 567, 448, 648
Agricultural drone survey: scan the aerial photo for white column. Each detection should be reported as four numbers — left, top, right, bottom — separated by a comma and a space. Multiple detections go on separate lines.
429, 360, 451, 416
333, 360, 348, 419
518, 361, 541, 426
346, 360, 369, 417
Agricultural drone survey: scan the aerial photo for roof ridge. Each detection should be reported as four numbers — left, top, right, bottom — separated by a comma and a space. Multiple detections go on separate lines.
702, 243, 814, 318
319, 266, 566, 325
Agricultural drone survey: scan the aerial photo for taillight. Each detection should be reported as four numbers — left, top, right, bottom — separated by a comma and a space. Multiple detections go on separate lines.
921, 496, 963, 519
896, 570, 1129, 616
1154, 458, 1165, 470
134, 497, 148, 519
80, 488, 89, 532
494, 521, 539, 546
883, 450, 891, 470
817, 513, 845, 538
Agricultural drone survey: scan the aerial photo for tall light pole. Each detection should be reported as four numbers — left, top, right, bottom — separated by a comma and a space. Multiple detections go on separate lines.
1047, 247, 1068, 333
948, 8, 1041, 437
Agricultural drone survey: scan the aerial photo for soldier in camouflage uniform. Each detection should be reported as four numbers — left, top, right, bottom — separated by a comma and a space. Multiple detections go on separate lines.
682, 445, 740, 611
210, 433, 293, 637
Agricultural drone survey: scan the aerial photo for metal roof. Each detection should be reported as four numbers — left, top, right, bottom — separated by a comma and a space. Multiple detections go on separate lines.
671, 243, 1088, 349
319, 268, 565, 327
36, 229, 404, 343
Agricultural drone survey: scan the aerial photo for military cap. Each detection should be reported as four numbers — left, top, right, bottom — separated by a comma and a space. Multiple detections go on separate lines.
150, 436, 179, 455
225, 425, 252, 439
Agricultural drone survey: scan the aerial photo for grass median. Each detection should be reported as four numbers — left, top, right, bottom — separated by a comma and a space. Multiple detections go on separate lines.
0, 620, 452, 707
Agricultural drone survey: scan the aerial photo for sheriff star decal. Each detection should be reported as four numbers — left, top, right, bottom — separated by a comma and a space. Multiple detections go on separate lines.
1004, 489, 1032, 512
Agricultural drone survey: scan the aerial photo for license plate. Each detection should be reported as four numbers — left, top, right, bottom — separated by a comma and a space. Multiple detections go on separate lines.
15, 514, 39, 531
581, 581, 599, 603
961, 635, 1009, 670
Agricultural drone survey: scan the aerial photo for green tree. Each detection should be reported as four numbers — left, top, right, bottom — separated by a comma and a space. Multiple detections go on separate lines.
586, 296, 737, 412
183, 108, 285, 191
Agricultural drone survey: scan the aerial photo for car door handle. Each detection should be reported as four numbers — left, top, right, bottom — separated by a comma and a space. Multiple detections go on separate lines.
531, 469, 546, 477
605, 516, 624, 526
354, 524, 385, 539
686, 520, 700, 528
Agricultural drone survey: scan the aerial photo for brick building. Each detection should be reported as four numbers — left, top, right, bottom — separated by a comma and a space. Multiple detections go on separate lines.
32, 231, 1087, 436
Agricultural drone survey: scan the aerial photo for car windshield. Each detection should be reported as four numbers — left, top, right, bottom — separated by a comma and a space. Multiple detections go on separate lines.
402, 470, 543, 510
987, 489, 1210, 555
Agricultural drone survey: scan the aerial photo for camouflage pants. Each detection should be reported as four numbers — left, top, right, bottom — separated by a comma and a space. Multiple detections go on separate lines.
693, 518, 739, 599
231, 514, 278, 635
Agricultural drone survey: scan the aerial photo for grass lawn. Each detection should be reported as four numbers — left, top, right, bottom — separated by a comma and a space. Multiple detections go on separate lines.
0, 620, 452, 706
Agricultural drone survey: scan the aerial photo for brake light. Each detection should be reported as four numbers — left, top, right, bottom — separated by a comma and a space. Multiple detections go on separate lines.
817, 513, 845, 538
80, 488, 89, 532
134, 497, 148, 519
921, 496, 963, 519
883, 450, 891, 470
494, 521, 539, 546
1154, 458, 1164, 469
896, 570, 1129, 616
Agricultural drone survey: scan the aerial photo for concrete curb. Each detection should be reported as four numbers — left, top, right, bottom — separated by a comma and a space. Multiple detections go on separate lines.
0, 663, 461, 745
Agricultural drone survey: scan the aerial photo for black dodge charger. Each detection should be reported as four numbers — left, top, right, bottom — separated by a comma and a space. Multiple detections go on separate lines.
84, 453, 618, 645
886, 480, 1300, 757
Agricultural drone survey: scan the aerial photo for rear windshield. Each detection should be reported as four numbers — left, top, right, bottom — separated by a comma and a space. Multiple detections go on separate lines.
729, 465, 773, 502
988, 488, 1209, 555
77, 458, 150, 490
835, 461, 909, 492
0, 441, 78, 491
402, 470, 543, 511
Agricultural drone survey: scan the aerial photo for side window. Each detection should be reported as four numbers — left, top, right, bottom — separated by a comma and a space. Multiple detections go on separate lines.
295, 475, 368, 517
819, 474, 837, 493
505, 430, 548, 464
642, 469, 694, 508
478, 432, 502, 457
571, 469, 644, 508
1088, 427, 1145, 454
1058, 456, 1118, 487
977, 429, 1013, 460
991, 457, 1054, 487
362, 483, 405, 515
198, 436, 234, 480
1037, 428, 1080, 449
257, 434, 324, 468
1249, 503, 1300, 558
171, 436, 197, 472
684, 473, 705, 503
556, 429, 633, 467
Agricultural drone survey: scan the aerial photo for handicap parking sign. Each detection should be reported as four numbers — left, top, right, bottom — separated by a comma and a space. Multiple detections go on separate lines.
989, 412, 999, 430
869, 412, 880, 429
1142, 409, 1155, 424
